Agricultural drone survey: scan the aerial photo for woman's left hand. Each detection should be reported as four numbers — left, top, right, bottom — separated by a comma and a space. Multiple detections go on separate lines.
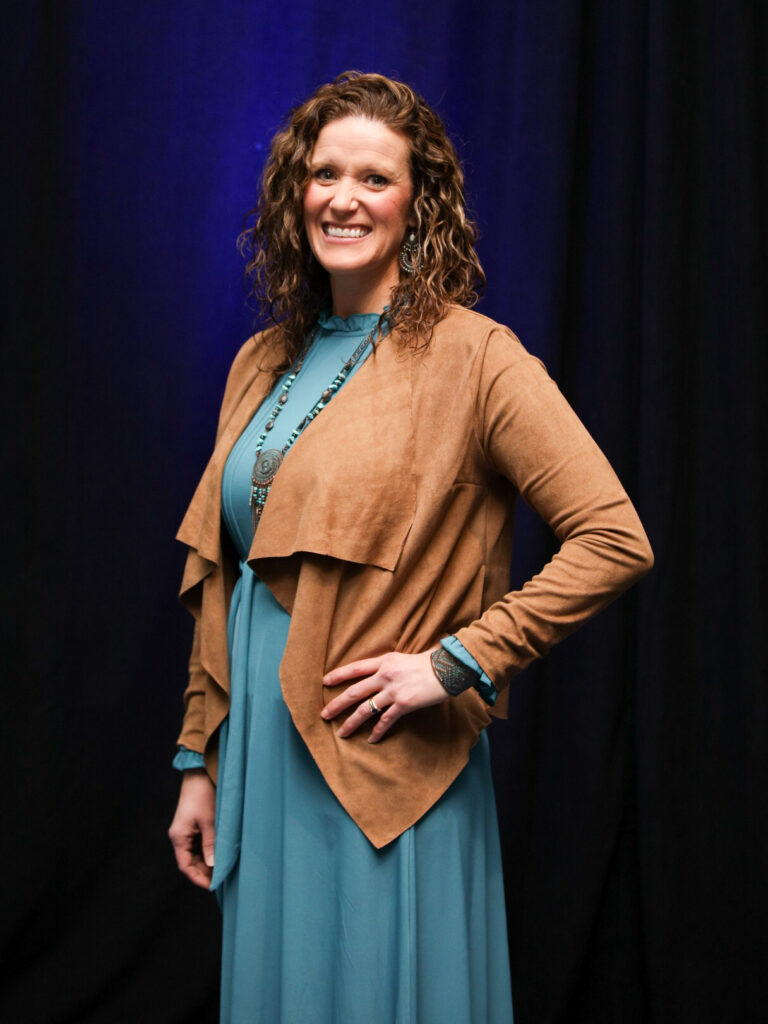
321, 648, 449, 743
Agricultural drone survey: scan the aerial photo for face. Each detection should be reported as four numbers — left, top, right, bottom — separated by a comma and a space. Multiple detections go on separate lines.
303, 116, 414, 299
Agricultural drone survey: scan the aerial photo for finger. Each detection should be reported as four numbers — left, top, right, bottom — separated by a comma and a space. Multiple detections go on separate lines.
184, 856, 213, 890
322, 655, 385, 687
322, 679, 381, 720
185, 861, 213, 889
368, 703, 405, 744
201, 822, 216, 869
336, 694, 389, 739
171, 835, 212, 890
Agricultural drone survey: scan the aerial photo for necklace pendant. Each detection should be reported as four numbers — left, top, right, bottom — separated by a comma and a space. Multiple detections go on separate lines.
251, 448, 283, 485
250, 448, 284, 532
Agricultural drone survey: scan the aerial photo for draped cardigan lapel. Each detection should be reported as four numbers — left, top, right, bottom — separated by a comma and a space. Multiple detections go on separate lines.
178, 325, 415, 583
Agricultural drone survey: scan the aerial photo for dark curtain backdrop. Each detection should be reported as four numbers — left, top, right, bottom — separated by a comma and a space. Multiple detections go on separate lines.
4, 1, 766, 1022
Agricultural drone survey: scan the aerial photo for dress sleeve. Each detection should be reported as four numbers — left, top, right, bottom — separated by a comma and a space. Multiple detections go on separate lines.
440, 636, 498, 705
172, 746, 207, 771
454, 328, 654, 690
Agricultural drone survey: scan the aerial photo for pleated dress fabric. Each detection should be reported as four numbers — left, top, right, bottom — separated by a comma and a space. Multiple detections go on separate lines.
213, 312, 514, 1024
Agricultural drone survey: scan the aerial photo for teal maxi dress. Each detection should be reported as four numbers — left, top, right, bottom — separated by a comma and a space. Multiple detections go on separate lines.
176, 312, 514, 1024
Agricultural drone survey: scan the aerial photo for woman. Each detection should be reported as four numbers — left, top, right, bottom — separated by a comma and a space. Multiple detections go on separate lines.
168, 71, 653, 1023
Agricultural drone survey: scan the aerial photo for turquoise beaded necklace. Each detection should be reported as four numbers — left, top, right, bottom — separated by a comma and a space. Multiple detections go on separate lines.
249, 319, 381, 532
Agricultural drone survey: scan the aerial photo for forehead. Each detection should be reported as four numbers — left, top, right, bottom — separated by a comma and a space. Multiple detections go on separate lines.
310, 116, 411, 170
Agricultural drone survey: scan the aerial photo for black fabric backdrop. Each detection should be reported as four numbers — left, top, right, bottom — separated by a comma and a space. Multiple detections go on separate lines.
4, 2, 767, 1022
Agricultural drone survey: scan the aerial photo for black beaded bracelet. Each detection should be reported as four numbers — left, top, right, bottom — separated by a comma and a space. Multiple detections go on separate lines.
430, 647, 478, 696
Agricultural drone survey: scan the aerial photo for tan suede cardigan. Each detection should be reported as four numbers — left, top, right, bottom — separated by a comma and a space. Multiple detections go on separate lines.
176, 305, 653, 848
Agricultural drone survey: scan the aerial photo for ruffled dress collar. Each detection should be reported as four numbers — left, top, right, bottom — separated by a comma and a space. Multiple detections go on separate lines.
316, 309, 389, 333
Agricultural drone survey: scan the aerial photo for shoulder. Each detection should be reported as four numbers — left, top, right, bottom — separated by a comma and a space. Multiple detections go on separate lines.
424, 304, 544, 379
434, 303, 506, 338
226, 324, 284, 386
215, 324, 284, 436
432, 304, 526, 355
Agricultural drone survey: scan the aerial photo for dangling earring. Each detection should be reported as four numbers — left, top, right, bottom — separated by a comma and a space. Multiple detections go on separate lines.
399, 231, 422, 274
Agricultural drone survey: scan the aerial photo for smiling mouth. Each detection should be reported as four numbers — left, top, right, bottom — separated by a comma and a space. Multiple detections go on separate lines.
322, 224, 371, 239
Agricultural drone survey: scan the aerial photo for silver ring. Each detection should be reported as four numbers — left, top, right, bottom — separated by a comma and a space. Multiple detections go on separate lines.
368, 697, 381, 715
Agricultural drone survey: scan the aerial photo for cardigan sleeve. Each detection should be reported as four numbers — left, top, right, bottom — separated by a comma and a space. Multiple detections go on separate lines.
454, 328, 654, 690
174, 333, 277, 756
175, 619, 208, 754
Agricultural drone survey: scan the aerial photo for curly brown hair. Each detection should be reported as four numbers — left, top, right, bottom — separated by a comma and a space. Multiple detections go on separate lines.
238, 71, 485, 363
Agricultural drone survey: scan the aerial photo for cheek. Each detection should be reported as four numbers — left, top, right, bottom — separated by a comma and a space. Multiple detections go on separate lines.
303, 185, 322, 222
376, 196, 410, 229
385, 190, 414, 227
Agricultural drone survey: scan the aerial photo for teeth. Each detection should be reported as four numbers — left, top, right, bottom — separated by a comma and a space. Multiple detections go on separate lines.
325, 226, 369, 238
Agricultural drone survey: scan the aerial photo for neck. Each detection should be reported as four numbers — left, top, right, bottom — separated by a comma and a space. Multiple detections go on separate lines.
329, 270, 398, 319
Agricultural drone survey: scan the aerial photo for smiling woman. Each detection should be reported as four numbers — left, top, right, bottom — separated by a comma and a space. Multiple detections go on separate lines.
168, 70, 653, 1024
237, 71, 486, 367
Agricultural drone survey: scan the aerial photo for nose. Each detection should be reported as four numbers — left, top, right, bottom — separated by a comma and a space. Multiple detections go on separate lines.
329, 175, 359, 214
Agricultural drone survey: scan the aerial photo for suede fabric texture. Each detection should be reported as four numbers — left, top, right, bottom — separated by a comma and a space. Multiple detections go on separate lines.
176, 306, 653, 848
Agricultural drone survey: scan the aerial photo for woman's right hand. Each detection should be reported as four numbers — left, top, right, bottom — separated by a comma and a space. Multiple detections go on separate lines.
168, 768, 216, 890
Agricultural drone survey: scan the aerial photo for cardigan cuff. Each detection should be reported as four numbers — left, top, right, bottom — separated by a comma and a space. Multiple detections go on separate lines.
441, 636, 498, 706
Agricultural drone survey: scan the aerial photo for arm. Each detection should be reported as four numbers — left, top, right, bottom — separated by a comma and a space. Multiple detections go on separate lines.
322, 327, 652, 737
454, 327, 654, 688
173, 332, 277, 751
170, 341, 275, 884
175, 619, 207, 755
169, 619, 216, 889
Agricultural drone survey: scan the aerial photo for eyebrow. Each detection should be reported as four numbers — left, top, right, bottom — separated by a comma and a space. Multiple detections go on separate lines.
309, 153, 401, 175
